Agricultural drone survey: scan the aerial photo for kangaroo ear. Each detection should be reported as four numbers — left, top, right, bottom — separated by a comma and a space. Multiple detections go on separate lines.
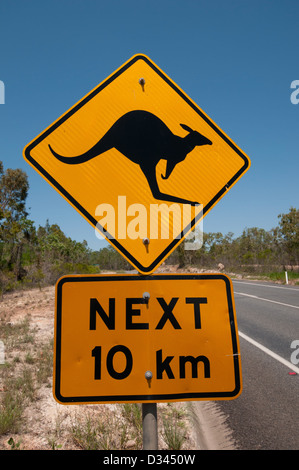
180, 123, 193, 133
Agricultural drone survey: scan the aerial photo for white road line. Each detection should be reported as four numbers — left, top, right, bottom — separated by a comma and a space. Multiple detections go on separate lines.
238, 331, 299, 374
234, 291, 299, 309
232, 280, 298, 291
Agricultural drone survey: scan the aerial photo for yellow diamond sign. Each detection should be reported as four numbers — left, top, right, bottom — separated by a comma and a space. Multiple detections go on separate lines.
23, 54, 250, 273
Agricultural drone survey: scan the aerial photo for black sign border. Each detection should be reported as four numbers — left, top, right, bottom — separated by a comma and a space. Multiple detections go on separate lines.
54, 273, 241, 404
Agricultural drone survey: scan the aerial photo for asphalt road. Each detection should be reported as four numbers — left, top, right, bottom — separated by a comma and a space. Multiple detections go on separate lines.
216, 279, 299, 450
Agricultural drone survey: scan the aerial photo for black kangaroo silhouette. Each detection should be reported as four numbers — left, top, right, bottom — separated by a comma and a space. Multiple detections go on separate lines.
48, 110, 212, 205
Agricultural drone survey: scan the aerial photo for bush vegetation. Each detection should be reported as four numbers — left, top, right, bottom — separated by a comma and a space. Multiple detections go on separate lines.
0, 160, 298, 295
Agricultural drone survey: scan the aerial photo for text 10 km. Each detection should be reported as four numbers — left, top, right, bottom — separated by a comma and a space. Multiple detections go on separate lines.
92, 345, 210, 381
90, 296, 211, 381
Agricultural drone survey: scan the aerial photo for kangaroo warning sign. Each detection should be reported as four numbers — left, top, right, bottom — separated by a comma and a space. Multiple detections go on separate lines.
53, 273, 242, 404
23, 54, 250, 274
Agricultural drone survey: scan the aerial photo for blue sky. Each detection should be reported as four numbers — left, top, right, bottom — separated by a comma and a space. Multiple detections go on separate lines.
0, 0, 298, 251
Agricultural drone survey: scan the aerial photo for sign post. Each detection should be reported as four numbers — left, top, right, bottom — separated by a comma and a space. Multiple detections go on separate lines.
53, 273, 242, 449
24, 54, 250, 449
142, 403, 158, 450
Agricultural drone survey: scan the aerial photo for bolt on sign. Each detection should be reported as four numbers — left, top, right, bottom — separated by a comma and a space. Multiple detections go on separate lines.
53, 274, 242, 404
23, 54, 250, 274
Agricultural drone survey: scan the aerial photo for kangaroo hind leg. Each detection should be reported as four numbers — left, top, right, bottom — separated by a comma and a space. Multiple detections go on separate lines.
140, 164, 200, 206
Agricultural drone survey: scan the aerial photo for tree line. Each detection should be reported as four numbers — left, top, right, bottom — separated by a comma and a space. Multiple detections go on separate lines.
0, 161, 298, 294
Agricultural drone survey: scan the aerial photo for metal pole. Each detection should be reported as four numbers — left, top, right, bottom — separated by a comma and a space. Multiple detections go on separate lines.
142, 403, 158, 450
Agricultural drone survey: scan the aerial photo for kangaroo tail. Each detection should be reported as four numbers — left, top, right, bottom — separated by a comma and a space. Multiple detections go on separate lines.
48, 141, 106, 165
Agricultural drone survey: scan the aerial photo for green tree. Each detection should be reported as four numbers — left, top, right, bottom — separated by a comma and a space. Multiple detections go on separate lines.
0, 163, 29, 220
93, 245, 131, 271
0, 162, 32, 279
234, 227, 275, 266
277, 207, 299, 265
34, 221, 92, 282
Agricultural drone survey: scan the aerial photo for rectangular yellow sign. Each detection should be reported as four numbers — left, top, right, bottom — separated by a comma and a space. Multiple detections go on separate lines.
53, 274, 242, 404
